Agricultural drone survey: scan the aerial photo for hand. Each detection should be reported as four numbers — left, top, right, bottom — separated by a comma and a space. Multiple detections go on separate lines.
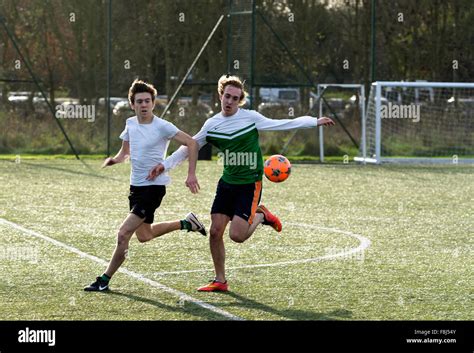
185, 174, 200, 194
317, 117, 335, 126
146, 164, 165, 181
102, 157, 116, 168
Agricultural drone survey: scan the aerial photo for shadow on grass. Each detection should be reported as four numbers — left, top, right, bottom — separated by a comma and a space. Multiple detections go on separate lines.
380, 163, 474, 176
106, 290, 227, 320
9, 159, 124, 183
209, 291, 353, 320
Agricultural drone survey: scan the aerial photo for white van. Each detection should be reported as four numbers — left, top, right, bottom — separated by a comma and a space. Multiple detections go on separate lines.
259, 88, 300, 104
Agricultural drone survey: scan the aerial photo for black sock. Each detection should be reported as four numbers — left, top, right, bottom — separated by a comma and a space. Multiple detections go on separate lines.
180, 220, 192, 231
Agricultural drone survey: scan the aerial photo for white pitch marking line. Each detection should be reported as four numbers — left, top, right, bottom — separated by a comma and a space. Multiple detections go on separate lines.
152, 222, 371, 275
0, 218, 243, 321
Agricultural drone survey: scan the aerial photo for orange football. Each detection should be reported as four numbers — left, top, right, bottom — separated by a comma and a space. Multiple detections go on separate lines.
264, 155, 291, 182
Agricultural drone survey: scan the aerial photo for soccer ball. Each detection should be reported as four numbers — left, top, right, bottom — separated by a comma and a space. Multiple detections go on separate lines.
264, 155, 291, 183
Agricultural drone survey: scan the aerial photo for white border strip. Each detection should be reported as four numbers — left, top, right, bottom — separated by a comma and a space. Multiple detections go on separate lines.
0, 218, 243, 321
373, 81, 474, 88
153, 222, 371, 275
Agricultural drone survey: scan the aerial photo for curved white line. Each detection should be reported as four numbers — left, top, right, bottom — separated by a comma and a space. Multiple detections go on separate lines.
153, 222, 371, 275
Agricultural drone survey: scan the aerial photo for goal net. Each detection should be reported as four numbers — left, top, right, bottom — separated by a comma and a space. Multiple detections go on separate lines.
355, 81, 474, 164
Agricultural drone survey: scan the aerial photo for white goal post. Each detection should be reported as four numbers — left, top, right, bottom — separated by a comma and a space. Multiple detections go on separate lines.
355, 81, 474, 164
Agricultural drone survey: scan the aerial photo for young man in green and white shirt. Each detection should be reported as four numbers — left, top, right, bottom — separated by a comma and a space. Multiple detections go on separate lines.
158, 75, 335, 292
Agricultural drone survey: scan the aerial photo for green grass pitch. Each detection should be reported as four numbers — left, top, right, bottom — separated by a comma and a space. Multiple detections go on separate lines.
0, 158, 472, 320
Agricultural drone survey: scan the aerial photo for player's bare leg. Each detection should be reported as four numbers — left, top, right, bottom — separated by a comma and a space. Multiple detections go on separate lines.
104, 213, 145, 278
208, 213, 230, 283
228, 213, 264, 243
135, 212, 206, 242
197, 213, 230, 291
135, 221, 181, 243
85, 213, 206, 291
84, 213, 144, 291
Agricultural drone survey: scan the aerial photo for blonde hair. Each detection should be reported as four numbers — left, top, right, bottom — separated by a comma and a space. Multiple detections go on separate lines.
217, 74, 248, 106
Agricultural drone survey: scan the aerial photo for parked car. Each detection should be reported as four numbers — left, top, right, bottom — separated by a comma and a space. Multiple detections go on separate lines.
97, 97, 128, 109
113, 100, 131, 115
259, 88, 300, 104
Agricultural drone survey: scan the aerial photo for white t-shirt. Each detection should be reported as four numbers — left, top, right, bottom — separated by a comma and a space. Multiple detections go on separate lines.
120, 115, 179, 186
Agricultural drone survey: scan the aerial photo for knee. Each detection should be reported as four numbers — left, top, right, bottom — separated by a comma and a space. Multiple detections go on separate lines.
136, 236, 150, 243
117, 229, 132, 247
210, 226, 225, 241
229, 231, 245, 243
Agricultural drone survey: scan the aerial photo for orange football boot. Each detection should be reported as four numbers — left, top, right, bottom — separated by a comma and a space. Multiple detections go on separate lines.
256, 204, 282, 232
197, 280, 229, 292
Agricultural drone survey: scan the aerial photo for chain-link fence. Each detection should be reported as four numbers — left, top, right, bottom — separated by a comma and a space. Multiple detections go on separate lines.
1, 0, 472, 160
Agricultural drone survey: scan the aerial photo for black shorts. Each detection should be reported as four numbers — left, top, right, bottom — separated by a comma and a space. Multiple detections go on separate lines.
128, 185, 166, 224
210, 178, 262, 224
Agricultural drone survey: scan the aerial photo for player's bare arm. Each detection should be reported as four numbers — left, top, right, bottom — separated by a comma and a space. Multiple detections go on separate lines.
102, 140, 130, 168
147, 132, 200, 194
171, 131, 200, 193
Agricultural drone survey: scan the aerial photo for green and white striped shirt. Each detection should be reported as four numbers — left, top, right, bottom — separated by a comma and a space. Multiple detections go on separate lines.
163, 109, 318, 184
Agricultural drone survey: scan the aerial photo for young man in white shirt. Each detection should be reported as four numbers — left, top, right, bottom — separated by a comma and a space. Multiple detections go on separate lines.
84, 79, 206, 292
159, 75, 335, 292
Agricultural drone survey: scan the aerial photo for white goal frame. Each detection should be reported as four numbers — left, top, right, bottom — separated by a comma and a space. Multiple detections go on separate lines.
317, 84, 365, 162
354, 81, 474, 164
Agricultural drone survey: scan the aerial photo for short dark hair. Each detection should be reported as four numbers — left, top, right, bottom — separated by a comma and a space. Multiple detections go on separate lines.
128, 79, 158, 105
